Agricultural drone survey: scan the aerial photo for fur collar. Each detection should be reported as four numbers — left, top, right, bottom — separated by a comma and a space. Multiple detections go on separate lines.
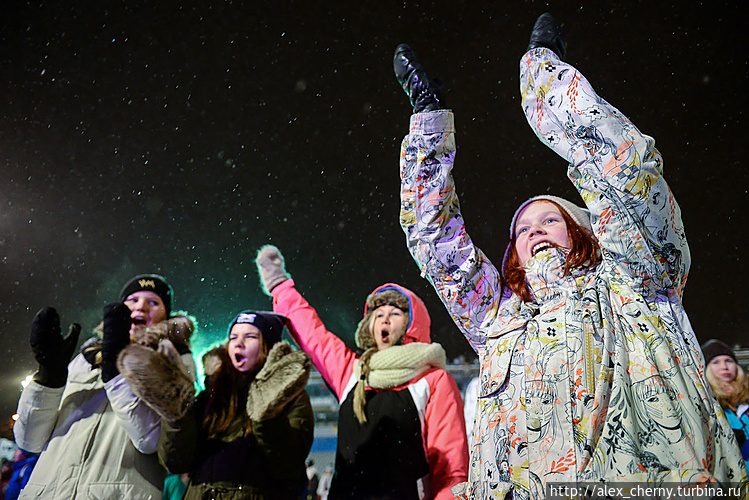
82, 314, 196, 367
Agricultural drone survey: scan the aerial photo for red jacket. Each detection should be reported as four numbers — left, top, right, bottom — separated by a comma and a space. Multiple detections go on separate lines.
272, 280, 468, 500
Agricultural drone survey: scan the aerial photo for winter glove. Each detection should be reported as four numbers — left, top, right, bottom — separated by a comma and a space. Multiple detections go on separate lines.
247, 342, 311, 422
527, 13, 567, 60
101, 302, 132, 383
130, 315, 195, 352
393, 43, 444, 113
117, 339, 196, 422
30, 307, 81, 388
256, 245, 291, 296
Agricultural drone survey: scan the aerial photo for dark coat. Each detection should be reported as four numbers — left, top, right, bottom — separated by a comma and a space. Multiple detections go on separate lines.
158, 345, 314, 500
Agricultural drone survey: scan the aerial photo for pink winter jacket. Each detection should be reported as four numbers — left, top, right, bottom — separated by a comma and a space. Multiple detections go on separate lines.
271, 279, 468, 500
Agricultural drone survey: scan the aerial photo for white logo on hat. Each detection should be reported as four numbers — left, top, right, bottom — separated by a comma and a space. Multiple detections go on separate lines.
236, 313, 257, 324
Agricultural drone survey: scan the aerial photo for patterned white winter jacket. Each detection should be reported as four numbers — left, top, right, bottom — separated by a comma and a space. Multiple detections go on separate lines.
399, 48, 748, 499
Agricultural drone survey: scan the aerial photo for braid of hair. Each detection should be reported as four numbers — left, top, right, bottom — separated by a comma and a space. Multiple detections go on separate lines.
353, 346, 378, 425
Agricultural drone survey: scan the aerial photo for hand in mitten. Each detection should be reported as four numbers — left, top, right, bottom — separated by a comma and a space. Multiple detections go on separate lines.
393, 44, 444, 113
255, 245, 291, 296
527, 13, 567, 60
117, 339, 196, 422
247, 342, 311, 422
130, 315, 195, 352
101, 302, 132, 383
30, 307, 81, 388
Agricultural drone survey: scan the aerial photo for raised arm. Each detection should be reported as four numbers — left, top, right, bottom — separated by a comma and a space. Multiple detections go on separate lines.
394, 45, 504, 354
101, 303, 162, 454
520, 14, 690, 297
13, 307, 80, 452
256, 245, 357, 398
247, 342, 314, 482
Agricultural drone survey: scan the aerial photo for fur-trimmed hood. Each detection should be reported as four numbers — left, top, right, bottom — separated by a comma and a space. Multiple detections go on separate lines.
355, 283, 431, 348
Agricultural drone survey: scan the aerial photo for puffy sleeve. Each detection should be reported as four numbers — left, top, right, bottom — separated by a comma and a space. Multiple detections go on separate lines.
252, 391, 314, 482
399, 110, 504, 354
423, 369, 469, 499
271, 279, 357, 399
158, 402, 199, 474
105, 374, 162, 454
520, 48, 690, 298
13, 380, 65, 454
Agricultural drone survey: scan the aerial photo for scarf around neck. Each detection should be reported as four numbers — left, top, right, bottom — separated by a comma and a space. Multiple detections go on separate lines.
354, 342, 446, 389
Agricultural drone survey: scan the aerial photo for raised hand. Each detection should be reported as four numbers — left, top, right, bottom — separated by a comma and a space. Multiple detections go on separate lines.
101, 302, 132, 382
256, 245, 291, 295
527, 13, 567, 59
393, 44, 444, 113
30, 307, 81, 388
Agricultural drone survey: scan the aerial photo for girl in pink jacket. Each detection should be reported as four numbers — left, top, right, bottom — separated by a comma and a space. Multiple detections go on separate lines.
256, 245, 468, 500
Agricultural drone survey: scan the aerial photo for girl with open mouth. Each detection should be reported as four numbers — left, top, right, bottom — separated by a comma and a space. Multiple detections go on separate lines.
117, 309, 314, 499
256, 245, 469, 499
394, 12, 747, 499
13, 274, 198, 499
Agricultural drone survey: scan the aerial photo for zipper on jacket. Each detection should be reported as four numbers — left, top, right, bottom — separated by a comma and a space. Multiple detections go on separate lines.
583, 314, 595, 396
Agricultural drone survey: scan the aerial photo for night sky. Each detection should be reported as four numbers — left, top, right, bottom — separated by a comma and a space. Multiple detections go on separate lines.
0, 1, 746, 428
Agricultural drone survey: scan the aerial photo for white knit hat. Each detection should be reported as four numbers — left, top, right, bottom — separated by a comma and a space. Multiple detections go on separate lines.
508, 195, 591, 237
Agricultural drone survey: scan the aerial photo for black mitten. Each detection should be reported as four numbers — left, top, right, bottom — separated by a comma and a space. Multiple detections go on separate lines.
393, 43, 444, 114
30, 307, 81, 388
101, 302, 132, 382
527, 13, 567, 59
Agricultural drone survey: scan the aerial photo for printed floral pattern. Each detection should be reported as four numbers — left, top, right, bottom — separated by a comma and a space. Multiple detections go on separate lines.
399, 48, 748, 499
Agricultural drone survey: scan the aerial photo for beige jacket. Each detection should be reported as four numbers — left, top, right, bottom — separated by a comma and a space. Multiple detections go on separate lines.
14, 353, 167, 499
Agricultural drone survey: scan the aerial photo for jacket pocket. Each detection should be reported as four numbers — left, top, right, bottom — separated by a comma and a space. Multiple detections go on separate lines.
87, 483, 136, 499
479, 330, 524, 398
18, 482, 48, 499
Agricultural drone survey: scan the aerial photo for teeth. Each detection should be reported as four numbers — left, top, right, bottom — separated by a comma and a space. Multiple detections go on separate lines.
532, 242, 552, 255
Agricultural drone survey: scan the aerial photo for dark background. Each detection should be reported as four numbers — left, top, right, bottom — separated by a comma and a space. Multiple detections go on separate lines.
0, 1, 746, 433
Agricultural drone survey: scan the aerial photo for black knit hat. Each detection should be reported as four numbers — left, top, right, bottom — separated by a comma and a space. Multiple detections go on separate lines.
119, 274, 173, 316
227, 310, 286, 348
700, 339, 737, 365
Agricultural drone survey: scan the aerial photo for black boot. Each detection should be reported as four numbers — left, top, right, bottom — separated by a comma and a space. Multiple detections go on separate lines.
527, 13, 567, 60
393, 43, 444, 113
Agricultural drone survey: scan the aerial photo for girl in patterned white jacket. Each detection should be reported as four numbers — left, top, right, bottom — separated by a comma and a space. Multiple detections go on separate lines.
393, 13, 748, 500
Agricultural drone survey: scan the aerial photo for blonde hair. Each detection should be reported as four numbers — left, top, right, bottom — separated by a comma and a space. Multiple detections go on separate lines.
352, 290, 410, 425
706, 362, 749, 411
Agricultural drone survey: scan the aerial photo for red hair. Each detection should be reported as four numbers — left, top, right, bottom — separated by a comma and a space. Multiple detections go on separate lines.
503, 201, 600, 302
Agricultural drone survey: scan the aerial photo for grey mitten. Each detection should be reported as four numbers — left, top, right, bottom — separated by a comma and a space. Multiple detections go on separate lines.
247, 341, 311, 422
255, 245, 291, 296
117, 339, 196, 422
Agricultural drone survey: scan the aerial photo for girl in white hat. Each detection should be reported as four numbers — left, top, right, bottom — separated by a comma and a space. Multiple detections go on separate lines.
394, 12, 747, 499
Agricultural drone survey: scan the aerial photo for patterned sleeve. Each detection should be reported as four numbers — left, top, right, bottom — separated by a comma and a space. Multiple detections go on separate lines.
520, 48, 690, 297
399, 110, 503, 354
